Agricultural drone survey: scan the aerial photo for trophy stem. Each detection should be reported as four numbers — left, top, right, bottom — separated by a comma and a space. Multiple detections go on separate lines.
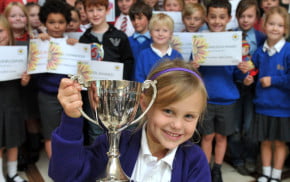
97, 131, 130, 182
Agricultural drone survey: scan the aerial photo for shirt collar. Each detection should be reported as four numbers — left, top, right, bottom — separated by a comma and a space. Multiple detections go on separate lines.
140, 125, 177, 170
263, 38, 286, 56
151, 44, 172, 57
133, 31, 151, 40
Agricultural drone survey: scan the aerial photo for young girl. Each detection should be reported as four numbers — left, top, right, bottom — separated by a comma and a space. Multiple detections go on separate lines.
244, 6, 290, 182
163, 0, 184, 11
66, 6, 82, 32
143, 0, 160, 10
182, 3, 206, 32
26, 2, 46, 37
49, 59, 211, 182
74, 0, 91, 32
37, 0, 78, 158
4, 2, 32, 42
0, 15, 29, 182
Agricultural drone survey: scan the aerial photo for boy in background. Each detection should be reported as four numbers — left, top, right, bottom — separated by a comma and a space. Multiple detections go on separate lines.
114, 0, 135, 36
133, 13, 183, 82
75, 0, 91, 32
128, 1, 152, 61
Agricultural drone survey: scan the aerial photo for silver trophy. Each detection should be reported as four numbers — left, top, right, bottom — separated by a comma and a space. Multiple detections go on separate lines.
70, 76, 157, 182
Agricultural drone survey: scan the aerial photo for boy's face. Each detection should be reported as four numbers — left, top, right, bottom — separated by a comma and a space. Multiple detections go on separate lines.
66, 10, 81, 32
164, 0, 182, 11
150, 24, 172, 46
143, 0, 158, 8
132, 14, 149, 34
206, 7, 231, 32
28, 6, 41, 29
117, 0, 135, 15
45, 13, 67, 38
237, 6, 257, 31
86, 5, 108, 27
261, 0, 279, 12
183, 10, 204, 32
75, 3, 88, 24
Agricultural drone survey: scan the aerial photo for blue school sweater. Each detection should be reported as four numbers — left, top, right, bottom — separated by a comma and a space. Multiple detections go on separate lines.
199, 66, 245, 105
134, 47, 183, 82
252, 42, 290, 117
49, 113, 211, 182
38, 73, 66, 94
128, 34, 152, 61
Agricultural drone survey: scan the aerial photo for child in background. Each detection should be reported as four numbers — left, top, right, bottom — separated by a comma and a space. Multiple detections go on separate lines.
194, 1, 245, 182
114, 0, 136, 36
75, 0, 91, 32
134, 13, 183, 83
183, 0, 200, 5
26, 3, 46, 37
128, 1, 152, 61
37, 0, 78, 158
49, 60, 211, 182
163, 0, 184, 11
4, 2, 32, 42
143, 0, 160, 10
0, 15, 29, 182
66, 6, 82, 32
182, 3, 206, 32
244, 7, 290, 182
254, 0, 280, 32
227, 0, 266, 175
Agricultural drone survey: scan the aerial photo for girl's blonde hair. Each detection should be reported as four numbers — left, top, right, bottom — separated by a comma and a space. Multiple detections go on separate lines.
182, 3, 206, 20
264, 6, 290, 38
163, 0, 184, 11
4, 2, 32, 38
148, 13, 174, 32
0, 15, 15, 45
142, 59, 207, 121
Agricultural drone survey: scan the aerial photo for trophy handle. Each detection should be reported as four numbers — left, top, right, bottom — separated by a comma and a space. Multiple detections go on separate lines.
118, 79, 157, 132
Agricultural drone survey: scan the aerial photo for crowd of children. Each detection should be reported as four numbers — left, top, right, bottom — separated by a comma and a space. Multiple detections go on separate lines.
0, 0, 289, 181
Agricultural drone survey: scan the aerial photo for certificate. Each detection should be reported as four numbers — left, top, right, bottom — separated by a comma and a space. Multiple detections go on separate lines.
0, 46, 27, 81
78, 61, 123, 82
192, 31, 242, 66
28, 38, 91, 75
172, 32, 194, 61
153, 11, 185, 32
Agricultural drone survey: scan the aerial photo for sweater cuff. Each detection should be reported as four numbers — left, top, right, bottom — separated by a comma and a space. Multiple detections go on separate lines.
58, 112, 84, 140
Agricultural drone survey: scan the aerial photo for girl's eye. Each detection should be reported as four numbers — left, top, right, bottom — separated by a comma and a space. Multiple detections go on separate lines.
163, 109, 172, 114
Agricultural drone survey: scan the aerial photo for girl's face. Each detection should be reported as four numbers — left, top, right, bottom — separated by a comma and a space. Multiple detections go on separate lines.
184, 0, 198, 5
28, 6, 41, 29
150, 24, 172, 46
117, 0, 135, 15
144, 0, 158, 8
261, 0, 279, 12
238, 6, 257, 31
7, 6, 27, 30
66, 11, 81, 32
132, 14, 149, 34
0, 25, 9, 45
264, 13, 286, 46
164, 0, 182, 11
75, 3, 88, 24
183, 10, 204, 32
45, 13, 67, 38
143, 90, 203, 157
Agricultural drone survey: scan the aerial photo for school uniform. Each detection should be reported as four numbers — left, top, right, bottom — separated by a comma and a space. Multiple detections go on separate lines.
49, 113, 211, 182
251, 40, 290, 142
114, 13, 135, 37
128, 31, 152, 62
134, 45, 183, 82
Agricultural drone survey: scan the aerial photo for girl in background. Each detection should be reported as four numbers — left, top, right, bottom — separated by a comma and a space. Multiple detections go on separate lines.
163, 0, 184, 11
25, 2, 46, 37
0, 15, 29, 182
244, 6, 290, 182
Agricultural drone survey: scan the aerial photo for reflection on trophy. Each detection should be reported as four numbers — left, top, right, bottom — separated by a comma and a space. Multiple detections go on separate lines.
71, 76, 157, 182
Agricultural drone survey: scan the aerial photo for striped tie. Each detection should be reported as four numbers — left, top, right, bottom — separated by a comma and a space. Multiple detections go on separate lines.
120, 17, 127, 32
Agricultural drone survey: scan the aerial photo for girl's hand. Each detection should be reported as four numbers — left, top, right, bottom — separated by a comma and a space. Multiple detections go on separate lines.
238, 62, 250, 74
66, 38, 78, 45
21, 72, 30, 86
190, 60, 200, 69
243, 75, 254, 86
38, 33, 50, 41
260, 76, 271, 88
58, 78, 83, 118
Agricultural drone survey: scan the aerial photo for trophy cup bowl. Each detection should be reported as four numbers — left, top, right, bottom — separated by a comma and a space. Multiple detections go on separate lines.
70, 76, 157, 182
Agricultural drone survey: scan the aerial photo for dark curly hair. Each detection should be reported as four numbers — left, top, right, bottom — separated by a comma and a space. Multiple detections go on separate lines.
39, 0, 72, 24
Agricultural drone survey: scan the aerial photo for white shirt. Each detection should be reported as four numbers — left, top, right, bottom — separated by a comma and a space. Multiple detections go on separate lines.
262, 38, 286, 56
80, 23, 91, 32
151, 44, 173, 57
130, 125, 177, 182
114, 14, 135, 37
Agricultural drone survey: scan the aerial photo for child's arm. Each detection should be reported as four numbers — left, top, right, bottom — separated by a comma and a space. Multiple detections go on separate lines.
259, 76, 271, 88
38, 33, 50, 41
21, 72, 30, 86
66, 38, 79, 45
237, 61, 250, 74
243, 75, 254, 86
